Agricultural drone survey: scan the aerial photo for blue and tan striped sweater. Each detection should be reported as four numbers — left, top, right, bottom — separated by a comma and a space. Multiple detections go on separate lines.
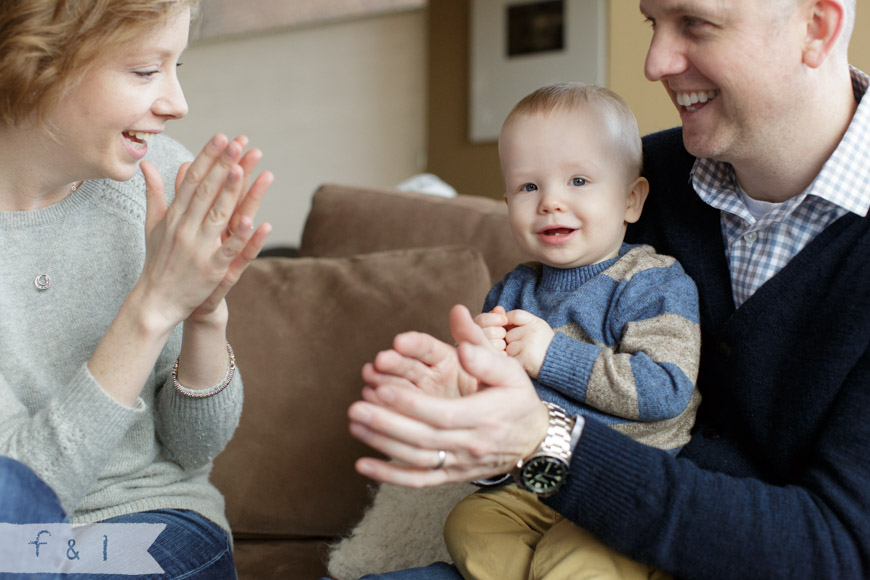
484, 243, 701, 452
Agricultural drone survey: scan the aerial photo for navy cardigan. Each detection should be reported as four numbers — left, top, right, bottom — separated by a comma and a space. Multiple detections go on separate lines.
545, 128, 870, 579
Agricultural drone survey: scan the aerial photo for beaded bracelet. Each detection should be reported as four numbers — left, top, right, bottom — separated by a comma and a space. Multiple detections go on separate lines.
172, 342, 236, 398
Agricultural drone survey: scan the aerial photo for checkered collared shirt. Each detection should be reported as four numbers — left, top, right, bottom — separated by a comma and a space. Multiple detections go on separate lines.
691, 67, 870, 307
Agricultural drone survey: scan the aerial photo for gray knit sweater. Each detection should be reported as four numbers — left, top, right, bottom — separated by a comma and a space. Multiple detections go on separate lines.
0, 135, 242, 531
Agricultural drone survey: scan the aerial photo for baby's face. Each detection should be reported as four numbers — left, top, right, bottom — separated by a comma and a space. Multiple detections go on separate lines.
499, 108, 642, 269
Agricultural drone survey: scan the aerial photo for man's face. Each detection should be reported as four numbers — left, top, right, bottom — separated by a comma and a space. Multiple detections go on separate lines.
639, 0, 806, 166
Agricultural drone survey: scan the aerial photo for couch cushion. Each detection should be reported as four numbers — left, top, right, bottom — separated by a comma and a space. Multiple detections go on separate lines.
299, 184, 529, 285
233, 539, 330, 579
214, 246, 492, 540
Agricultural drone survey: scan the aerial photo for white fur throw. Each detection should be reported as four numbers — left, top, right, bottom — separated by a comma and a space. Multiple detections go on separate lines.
327, 481, 476, 580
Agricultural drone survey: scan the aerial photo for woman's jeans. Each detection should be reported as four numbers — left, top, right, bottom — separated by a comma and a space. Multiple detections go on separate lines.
0, 456, 236, 579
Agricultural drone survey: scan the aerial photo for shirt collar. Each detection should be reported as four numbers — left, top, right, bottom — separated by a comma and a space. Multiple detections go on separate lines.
692, 66, 870, 218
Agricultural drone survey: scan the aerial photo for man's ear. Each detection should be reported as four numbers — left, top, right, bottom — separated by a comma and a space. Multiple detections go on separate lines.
802, 0, 845, 68
625, 176, 649, 224
504, 193, 509, 205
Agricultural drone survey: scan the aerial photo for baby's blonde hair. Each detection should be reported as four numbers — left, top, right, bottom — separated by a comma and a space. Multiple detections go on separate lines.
502, 82, 643, 183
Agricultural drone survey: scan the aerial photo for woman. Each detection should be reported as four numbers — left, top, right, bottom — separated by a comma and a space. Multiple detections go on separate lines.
0, 0, 272, 576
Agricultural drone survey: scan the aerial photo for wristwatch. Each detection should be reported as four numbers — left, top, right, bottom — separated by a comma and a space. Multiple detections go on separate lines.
513, 402, 577, 497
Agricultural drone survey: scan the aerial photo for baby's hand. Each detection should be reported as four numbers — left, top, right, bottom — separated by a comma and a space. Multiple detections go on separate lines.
473, 305, 509, 353
504, 310, 554, 379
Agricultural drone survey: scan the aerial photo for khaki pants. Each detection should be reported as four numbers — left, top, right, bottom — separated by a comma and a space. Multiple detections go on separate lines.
444, 485, 671, 580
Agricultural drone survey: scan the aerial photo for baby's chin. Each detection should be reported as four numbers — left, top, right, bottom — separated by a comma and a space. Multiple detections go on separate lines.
538, 257, 587, 269
537, 253, 620, 269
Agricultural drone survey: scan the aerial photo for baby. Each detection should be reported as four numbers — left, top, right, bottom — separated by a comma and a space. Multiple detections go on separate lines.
444, 82, 700, 580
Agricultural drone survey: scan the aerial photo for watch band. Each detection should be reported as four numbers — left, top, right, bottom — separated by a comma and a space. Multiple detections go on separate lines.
535, 402, 575, 464
512, 402, 576, 493
480, 404, 581, 491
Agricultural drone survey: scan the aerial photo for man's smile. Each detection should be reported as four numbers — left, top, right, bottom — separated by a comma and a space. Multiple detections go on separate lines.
675, 89, 720, 111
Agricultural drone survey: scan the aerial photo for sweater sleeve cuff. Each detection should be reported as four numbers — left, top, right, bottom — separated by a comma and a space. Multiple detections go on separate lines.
160, 369, 243, 419
538, 332, 600, 397
544, 418, 667, 532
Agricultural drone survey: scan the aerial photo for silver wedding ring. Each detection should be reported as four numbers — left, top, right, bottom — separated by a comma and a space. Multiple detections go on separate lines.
432, 449, 447, 471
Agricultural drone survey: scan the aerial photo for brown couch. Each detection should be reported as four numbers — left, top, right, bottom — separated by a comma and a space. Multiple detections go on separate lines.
212, 184, 528, 579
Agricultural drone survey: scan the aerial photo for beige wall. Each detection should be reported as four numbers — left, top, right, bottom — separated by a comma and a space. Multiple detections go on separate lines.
168, 10, 427, 249
426, 0, 500, 198
428, 0, 870, 199
608, 2, 677, 137
850, 2, 870, 70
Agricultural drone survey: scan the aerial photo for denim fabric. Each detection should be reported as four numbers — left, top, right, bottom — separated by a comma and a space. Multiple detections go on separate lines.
321, 562, 463, 580
0, 457, 68, 525
0, 457, 236, 579
96, 509, 236, 580
0, 457, 67, 580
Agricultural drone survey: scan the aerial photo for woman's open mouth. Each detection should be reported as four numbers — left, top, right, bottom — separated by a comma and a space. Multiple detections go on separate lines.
123, 131, 155, 150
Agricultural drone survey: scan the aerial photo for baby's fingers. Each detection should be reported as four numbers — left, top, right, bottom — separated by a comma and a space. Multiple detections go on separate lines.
481, 325, 506, 341
488, 338, 507, 352
475, 310, 508, 329
505, 309, 540, 326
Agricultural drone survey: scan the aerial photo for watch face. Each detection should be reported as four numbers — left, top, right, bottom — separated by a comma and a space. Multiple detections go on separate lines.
520, 456, 568, 494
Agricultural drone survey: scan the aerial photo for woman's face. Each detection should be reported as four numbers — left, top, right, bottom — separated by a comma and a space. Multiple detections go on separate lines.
45, 8, 190, 183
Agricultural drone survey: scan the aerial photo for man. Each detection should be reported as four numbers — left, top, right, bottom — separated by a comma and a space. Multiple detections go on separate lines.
349, 0, 869, 578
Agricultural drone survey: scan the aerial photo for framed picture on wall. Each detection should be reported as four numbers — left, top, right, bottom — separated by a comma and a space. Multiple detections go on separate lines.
469, 0, 607, 142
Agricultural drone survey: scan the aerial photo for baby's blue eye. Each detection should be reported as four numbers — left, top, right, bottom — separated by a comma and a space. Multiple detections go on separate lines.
571, 177, 587, 186
522, 183, 538, 192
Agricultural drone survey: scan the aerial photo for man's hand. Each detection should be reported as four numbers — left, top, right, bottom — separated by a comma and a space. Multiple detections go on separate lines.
350, 333, 549, 487
361, 305, 491, 398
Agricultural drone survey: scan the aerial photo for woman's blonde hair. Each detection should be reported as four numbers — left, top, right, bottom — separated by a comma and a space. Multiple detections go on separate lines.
0, 0, 199, 128
503, 82, 643, 182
